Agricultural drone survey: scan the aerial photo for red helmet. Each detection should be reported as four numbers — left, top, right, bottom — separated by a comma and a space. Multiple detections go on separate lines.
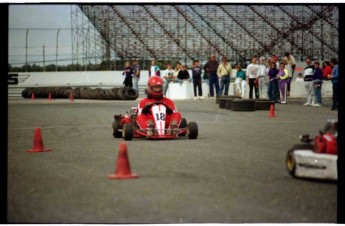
147, 76, 163, 99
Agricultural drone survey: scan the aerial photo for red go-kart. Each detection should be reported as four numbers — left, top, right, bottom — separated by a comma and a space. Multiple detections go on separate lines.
112, 102, 198, 140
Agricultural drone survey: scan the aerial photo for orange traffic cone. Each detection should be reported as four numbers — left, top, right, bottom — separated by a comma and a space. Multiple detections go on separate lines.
269, 103, 275, 118
108, 142, 139, 179
48, 93, 52, 101
26, 128, 52, 152
31, 92, 35, 100
69, 93, 74, 102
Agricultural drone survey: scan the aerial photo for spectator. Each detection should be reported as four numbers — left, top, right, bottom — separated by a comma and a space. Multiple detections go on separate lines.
149, 60, 160, 77
277, 62, 289, 104
192, 59, 203, 100
122, 61, 133, 87
258, 56, 268, 99
235, 63, 247, 98
329, 58, 338, 110
217, 57, 232, 96
174, 62, 182, 77
177, 65, 190, 81
272, 55, 280, 68
312, 61, 323, 106
282, 58, 293, 97
267, 62, 279, 102
322, 61, 332, 80
203, 54, 220, 98
132, 59, 141, 91
283, 52, 296, 78
162, 63, 176, 97
295, 73, 304, 82
246, 56, 259, 99
303, 56, 315, 106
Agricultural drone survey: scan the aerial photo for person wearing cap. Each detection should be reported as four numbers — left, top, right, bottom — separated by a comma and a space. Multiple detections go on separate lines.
311, 61, 323, 107
162, 63, 176, 97
132, 59, 141, 91
148, 60, 160, 77
217, 57, 232, 96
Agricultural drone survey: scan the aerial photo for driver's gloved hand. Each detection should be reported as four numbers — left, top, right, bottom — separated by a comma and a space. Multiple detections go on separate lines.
142, 104, 151, 114
166, 106, 174, 115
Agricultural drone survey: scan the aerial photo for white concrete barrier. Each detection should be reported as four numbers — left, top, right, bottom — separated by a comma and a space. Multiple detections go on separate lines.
12, 71, 333, 99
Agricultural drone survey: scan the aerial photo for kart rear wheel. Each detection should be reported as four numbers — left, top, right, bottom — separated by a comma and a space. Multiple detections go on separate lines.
286, 144, 313, 177
178, 118, 187, 137
187, 122, 198, 139
123, 123, 133, 141
112, 120, 122, 138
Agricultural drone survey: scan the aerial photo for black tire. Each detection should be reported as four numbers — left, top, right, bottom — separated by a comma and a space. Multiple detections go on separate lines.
187, 122, 198, 139
219, 98, 226, 109
123, 87, 139, 100
231, 99, 256, 111
112, 120, 123, 138
122, 123, 133, 140
116, 88, 126, 100
255, 100, 275, 110
286, 144, 313, 177
225, 99, 234, 109
179, 118, 187, 137
216, 95, 241, 104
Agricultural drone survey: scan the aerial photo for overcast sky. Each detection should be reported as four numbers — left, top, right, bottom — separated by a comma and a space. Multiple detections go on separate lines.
9, 4, 75, 66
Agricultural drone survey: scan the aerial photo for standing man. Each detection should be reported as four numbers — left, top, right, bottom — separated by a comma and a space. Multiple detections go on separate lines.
203, 54, 219, 98
258, 56, 267, 99
217, 57, 232, 96
329, 58, 338, 110
303, 56, 315, 106
283, 52, 296, 96
246, 56, 259, 99
149, 60, 160, 77
132, 59, 141, 91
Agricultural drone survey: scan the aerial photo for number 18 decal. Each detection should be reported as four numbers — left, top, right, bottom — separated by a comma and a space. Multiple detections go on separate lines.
155, 112, 166, 121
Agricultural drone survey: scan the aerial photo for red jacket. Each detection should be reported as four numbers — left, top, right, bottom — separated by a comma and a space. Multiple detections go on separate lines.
322, 66, 332, 79
137, 97, 178, 115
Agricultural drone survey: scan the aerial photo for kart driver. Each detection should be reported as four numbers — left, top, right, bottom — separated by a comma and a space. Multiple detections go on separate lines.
136, 76, 181, 135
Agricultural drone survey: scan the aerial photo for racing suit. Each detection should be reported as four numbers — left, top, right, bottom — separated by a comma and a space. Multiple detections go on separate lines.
136, 97, 181, 129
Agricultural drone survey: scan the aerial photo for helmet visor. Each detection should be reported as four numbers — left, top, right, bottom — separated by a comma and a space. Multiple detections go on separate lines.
152, 86, 162, 92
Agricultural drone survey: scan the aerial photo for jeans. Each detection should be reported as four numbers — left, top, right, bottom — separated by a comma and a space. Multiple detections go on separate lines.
248, 78, 259, 99
313, 83, 322, 104
163, 79, 174, 96
193, 80, 202, 97
332, 82, 338, 109
304, 81, 313, 104
133, 76, 140, 91
209, 73, 219, 97
219, 76, 230, 96
268, 80, 279, 101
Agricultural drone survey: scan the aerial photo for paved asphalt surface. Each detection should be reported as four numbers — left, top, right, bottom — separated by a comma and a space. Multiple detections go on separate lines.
7, 97, 338, 223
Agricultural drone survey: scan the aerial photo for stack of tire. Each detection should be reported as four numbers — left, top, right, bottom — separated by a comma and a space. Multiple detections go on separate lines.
218, 95, 274, 111
21, 87, 138, 100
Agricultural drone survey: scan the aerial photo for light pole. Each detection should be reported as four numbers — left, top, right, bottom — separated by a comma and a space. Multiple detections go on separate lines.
25, 29, 28, 72
56, 28, 60, 71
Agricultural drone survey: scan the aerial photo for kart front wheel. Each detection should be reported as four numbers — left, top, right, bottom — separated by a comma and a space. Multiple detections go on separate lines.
187, 122, 198, 139
123, 123, 133, 141
286, 150, 296, 177
178, 118, 187, 137
112, 120, 122, 138
286, 144, 313, 177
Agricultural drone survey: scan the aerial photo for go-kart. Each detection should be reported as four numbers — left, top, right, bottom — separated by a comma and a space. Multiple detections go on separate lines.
286, 119, 338, 181
112, 102, 198, 140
